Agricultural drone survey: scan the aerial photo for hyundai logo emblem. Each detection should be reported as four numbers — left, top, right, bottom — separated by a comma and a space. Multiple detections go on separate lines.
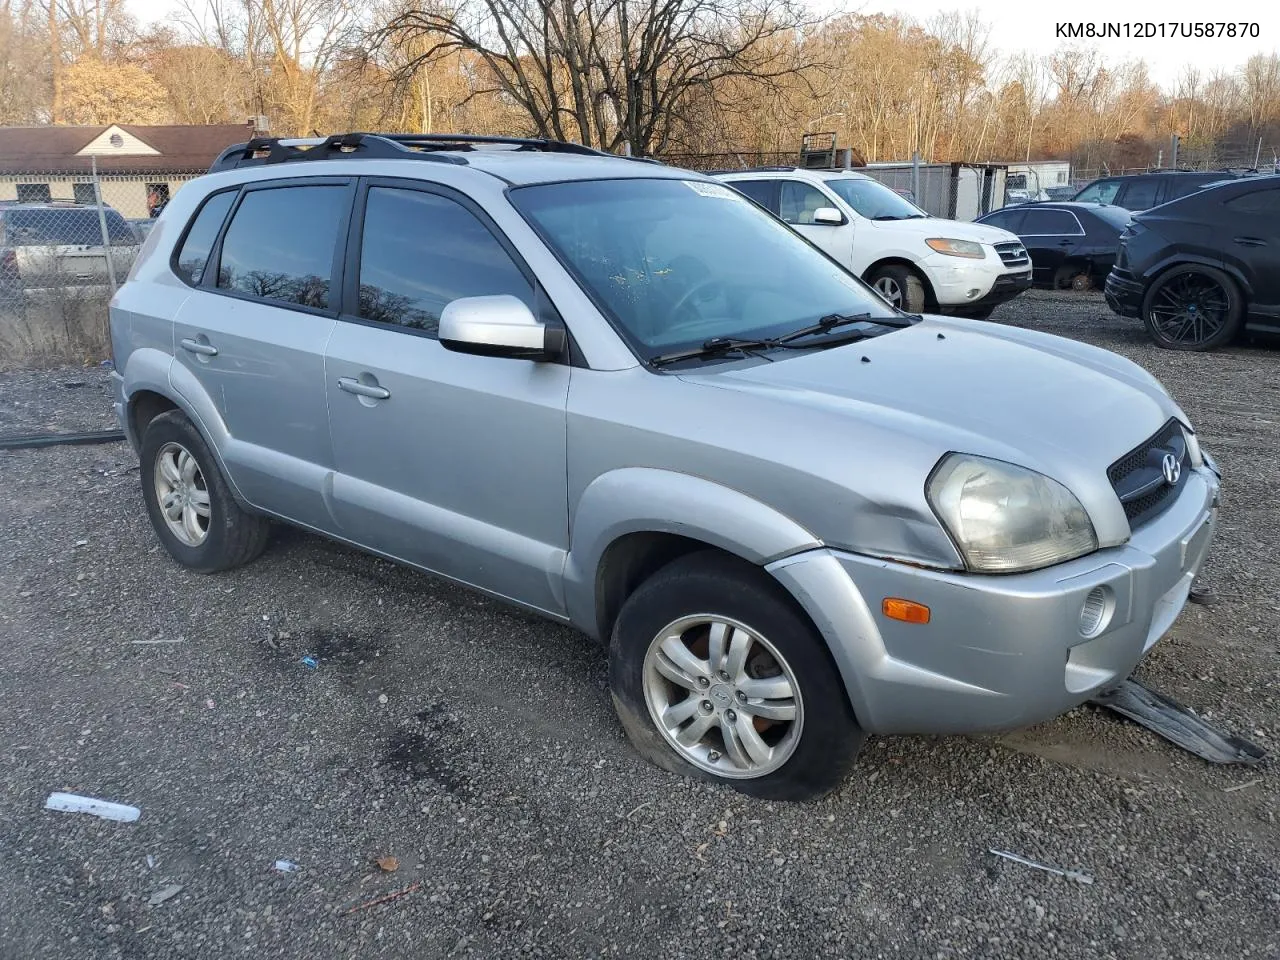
1161, 453, 1181, 486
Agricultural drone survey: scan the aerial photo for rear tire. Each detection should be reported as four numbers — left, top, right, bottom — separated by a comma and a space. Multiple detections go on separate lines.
139, 410, 270, 572
609, 551, 864, 801
1141, 264, 1243, 351
868, 265, 926, 313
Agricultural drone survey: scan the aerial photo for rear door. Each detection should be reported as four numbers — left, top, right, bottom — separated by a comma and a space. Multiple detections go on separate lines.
170, 178, 354, 530
323, 178, 571, 615
1017, 208, 1085, 283
1219, 185, 1280, 324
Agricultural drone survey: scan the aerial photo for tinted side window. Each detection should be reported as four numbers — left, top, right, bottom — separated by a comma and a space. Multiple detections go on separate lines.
981, 210, 1023, 232
1117, 179, 1160, 210
1074, 179, 1120, 204
1224, 187, 1280, 215
779, 182, 834, 225
1020, 209, 1083, 235
356, 187, 532, 337
216, 186, 347, 309
174, 191, 236, 285
730, 180, 777, 212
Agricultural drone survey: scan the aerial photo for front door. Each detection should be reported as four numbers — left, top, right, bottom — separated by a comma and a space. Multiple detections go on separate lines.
323, 180, 571, 615
779, 179, 855, 266
170, 179, 353, 530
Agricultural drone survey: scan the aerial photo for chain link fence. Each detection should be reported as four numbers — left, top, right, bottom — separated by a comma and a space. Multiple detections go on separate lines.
0, 163, 202, 369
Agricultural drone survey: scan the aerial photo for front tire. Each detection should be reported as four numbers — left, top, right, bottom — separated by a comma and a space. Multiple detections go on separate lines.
1141, 264, 1243, 351
868, 264, 926, 313
139, 410, 270, 572
609, 552, 864, 801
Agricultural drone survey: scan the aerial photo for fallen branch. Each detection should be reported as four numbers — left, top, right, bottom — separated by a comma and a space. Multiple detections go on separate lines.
343, 881, 421, 916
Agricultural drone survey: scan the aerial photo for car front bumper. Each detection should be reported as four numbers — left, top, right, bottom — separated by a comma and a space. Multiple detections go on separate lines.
921, 251, 1031, 309
767, 466, 1219, 736
1104, 268, 1145, 317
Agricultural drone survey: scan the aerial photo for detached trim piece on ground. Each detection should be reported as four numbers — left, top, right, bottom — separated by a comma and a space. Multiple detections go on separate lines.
0, 430, 126, 451
1092, 678, 1268, 765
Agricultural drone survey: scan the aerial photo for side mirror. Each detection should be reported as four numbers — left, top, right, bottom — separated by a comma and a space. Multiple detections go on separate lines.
439, 295, 565, 361
812, 207, 844, 225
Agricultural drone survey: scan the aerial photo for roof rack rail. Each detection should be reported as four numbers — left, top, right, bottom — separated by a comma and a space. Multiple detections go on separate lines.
208, 131, 624, 173
702, 165, 798, 175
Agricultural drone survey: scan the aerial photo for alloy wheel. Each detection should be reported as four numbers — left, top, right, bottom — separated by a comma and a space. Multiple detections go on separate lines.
153, 441, 211, 547
642, 615, 803, 779
1147, 271, 1229, 345
874, 276, 903, 307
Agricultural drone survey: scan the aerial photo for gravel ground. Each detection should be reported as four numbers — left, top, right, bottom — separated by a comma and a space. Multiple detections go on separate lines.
1, 290, 1277, 960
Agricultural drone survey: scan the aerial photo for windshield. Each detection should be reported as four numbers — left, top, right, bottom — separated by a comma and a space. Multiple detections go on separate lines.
824, 178, 927, 220
509, 178, 899, 360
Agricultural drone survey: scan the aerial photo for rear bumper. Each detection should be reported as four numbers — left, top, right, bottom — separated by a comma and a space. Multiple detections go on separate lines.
768, 467, 1219, 735
1104, 268, 1145, 317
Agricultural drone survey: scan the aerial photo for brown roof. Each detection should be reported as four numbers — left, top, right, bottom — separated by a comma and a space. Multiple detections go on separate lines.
0, 123, 256, 175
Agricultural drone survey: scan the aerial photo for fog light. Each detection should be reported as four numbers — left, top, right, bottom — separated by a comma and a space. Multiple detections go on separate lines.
967, 288, 981, 299
1078, 586, 1113, 638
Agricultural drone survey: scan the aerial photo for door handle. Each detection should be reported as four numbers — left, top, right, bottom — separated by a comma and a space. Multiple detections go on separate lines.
180, 337, 218, 357
1233, 236, 1266, 247
1058, 239, 1074, 246
337, 377, 390, 400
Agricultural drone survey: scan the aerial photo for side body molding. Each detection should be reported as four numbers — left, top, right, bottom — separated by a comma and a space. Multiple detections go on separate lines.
562, 467, 822, 639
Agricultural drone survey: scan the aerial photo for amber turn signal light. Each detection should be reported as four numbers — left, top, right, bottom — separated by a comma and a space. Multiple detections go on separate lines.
882, 598, 931, 624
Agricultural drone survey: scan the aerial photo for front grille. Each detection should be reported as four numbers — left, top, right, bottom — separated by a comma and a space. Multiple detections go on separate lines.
994, 241, 1029, 267
1107, 419, 1189, 528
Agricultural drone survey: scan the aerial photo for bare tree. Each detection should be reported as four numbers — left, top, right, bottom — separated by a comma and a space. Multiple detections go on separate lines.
177, 0, 365, 134
378, 0, 822, 156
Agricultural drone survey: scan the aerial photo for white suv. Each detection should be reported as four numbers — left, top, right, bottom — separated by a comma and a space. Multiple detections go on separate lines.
714, 168, 1032, 318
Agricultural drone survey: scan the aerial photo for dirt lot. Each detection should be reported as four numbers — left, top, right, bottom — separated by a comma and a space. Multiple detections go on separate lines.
1, 290, 1277, 960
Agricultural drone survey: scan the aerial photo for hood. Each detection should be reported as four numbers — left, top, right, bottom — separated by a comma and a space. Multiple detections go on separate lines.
873, 216, 1020, 246
677, 315, 1185, 547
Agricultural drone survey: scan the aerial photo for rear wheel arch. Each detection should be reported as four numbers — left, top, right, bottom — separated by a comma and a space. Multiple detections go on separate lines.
128, 389, 179, 444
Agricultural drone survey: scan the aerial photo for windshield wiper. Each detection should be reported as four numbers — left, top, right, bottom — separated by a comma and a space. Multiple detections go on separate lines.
776, 311, 913, 343
650, 312, 915, 367
650, 336, 778, 367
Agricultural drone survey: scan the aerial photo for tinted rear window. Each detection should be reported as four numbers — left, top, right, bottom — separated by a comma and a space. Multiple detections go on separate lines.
216, 185, 347, 309
730, 180, 777, 210
1020, 209, 1083, 234
1118, 179, 1160, 210
4, 207, 134, 245
174, 191, 236, 285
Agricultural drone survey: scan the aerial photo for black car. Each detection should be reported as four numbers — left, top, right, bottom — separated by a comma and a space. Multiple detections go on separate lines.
1071, 171, 1244, 212
1105, 174, 1280, 350
976, 202, 1131, 290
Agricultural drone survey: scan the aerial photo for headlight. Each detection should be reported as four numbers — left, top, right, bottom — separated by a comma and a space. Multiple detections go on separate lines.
925, 238, 986, 259
927, 454, 1098, 573
1181, 424, 1203, 468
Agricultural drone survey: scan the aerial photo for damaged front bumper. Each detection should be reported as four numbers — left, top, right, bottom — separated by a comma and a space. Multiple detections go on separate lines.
768, 466, 1220, 736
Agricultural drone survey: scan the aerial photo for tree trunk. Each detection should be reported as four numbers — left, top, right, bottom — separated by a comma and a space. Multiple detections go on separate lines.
48, 0, 62, 123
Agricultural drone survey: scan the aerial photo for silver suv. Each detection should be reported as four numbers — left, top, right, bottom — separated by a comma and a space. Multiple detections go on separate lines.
109, 133, 1220, 800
